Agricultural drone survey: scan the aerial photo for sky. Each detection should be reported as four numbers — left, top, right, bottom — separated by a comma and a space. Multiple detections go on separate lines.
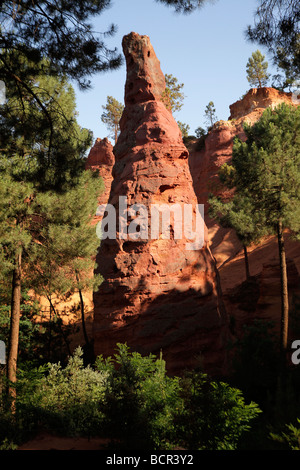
74, 0, 276, 145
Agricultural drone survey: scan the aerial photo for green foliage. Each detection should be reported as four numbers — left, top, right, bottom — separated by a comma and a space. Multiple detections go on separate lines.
0, 344, 263, 449
155, 0, 216, 14
177, 121, 190, 140
271, 418, 300, 450
195, 126, 206, 138
101, 96, 124, 143
246, 50, 270, 88
204, 101, 218, 129
229, 103, 300, 235
0, 1, 122, 91
231, 320, 280, 406
162, 74, 185, 113
16, 347, 108, 437
96, 343, 180, 450
246, 1, 299, 87
26, 169, 103, 299
174, 371, 261, 450
0, 59, 92, 190
208, 192, 267, 247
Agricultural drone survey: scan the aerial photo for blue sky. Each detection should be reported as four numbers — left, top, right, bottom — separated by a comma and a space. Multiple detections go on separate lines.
74, 0, 276, 144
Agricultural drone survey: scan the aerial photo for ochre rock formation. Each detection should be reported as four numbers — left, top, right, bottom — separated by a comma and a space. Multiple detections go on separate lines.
85, 137, 115, 221
188, 87, 300, 341
189, 86, 298, 266
93, 32, 229, 376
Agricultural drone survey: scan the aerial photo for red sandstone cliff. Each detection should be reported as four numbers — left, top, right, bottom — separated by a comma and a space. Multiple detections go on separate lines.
85, 137, 115, 224
93, 32, 229, 376
188, 87, 300, 340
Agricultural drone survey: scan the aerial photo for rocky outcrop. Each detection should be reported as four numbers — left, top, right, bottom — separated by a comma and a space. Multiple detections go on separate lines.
188, 87, 300, 341
229, 86, 296, 122
93, 32, 229, 376
188, 86, 298, 266
85, 137, 115, 224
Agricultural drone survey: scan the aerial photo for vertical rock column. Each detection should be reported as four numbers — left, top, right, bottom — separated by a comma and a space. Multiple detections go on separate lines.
93, 32, 229, 375
85, 137, 115, 225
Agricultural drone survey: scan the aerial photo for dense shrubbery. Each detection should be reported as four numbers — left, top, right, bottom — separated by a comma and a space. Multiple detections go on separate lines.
0, 344, 262, 450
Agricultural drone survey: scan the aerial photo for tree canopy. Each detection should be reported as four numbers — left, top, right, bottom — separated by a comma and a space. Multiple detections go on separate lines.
101, 96, 124, 144
155, 0, 216, 14
162, 73, 185, 113
246, 50, 270, 88
218, 103, 300, 361
246, 0, 300, 88
0, 1, 122, 90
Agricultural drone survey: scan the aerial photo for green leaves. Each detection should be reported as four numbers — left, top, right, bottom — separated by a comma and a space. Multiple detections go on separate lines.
101, 96, 124, 143
162, 74, 185, 114
0, 57, 93, 190
0, 1, 122, 90
232, 104, 300, 233
246, 50, 270, 88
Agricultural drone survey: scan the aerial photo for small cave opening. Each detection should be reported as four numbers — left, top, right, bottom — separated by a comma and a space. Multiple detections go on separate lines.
159, 184, 176, 193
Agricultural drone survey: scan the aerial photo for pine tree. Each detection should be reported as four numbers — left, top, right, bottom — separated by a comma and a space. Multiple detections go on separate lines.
204, 101, 218, 129
247, 1, 300, 86
101, 96, 124, 144
162, 73, 185, 113
219, 103, 300, 372
246, 50, 270, 88
26, 170, 103, 362
0, 67, 97, 393
208, 192, 267, 281
0, 1, 122, 91
0, 57, 92, 190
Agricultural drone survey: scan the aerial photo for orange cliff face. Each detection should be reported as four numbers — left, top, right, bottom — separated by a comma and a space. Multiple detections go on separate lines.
85, 137, 115, 225
93, 32, 230, 376
188, 87, 300, 341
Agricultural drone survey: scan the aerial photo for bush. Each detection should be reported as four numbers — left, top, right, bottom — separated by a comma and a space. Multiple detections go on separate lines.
16, 347, 108, 437
95, 343, 180, 450
0, 344, 262, 450
174, 371, 261, 450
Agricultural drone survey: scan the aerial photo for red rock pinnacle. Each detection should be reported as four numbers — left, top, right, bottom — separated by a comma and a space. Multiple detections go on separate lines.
93, 32, 229, 375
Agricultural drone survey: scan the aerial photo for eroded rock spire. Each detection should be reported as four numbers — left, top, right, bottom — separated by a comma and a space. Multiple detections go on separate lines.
93, 32, 229, 375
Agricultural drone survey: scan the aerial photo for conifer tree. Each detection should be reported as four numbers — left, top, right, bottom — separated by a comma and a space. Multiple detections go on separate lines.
162, 74, 185, 113
26, 170, 103, 362
208, 193, 267, 281
219, 103, 300, 370
204, 101, 218, 129
101, 96, 124, 144
246, 50, 270, 88
247, 0, 299, 87
0, 67, 98, 392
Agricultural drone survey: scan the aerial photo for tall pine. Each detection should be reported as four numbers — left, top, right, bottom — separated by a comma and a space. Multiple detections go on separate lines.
219, 103, 300, 374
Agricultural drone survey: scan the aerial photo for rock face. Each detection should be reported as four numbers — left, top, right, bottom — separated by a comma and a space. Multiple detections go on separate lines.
93, 32, 229, 376
188, 86, 298, 266
188, 87, 300, 341
85, 138, 115, 224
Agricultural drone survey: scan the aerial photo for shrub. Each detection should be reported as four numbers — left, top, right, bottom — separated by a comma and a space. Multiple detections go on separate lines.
95, 343, 181, 450
174, 371, 261, 450
17, 347, 108, 437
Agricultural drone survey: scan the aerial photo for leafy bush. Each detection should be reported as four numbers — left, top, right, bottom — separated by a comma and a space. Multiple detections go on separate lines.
95, 343, 180, 450
17, 347, 108, 437
271, 418, 300, 450
174, 371, 261, 450
0, 344, 262, 450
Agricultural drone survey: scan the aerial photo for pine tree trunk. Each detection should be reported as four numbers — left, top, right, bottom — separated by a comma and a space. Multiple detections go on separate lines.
7, 247, 22, 398
277, 219, 289, 354
243, 244, 251, 281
